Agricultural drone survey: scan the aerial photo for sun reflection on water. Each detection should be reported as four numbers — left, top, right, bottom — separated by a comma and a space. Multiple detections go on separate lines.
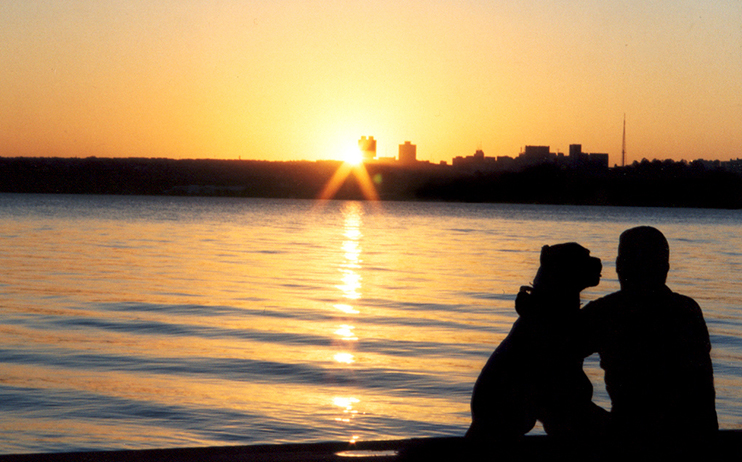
337, 202, 363, 304
332, 201, 365, 438
335, 304, 360, 315
333, 396, 361, 423
338, 273, 362, 300
342, 242, 361, 266
333, 352, 355, 364
335, 325, 358, 341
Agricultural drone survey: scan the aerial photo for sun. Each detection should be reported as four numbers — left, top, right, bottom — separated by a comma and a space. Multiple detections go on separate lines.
343, 146, 364, 166
317, 137, 379, 201
318, 152, 379, 201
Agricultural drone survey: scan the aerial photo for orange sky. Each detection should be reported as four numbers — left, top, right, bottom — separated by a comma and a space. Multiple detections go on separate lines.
2, 1, 741, 165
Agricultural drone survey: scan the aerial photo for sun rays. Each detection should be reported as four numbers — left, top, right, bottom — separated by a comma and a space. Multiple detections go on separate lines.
317, 161, 380, 201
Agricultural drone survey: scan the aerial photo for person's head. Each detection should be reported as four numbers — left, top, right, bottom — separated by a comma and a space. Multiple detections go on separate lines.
616, 226, 669, 291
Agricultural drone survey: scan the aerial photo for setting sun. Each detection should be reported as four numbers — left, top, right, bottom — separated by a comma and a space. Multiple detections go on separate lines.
344, 147, 364, 166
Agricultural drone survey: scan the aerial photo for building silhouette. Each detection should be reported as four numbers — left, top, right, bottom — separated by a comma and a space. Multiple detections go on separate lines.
521, 146, 552, 167
399, 141, 417, 165
358, 136, 376, 161
569, 144, 608, 168
569, 144, 589, 164
452, 144, 609, 172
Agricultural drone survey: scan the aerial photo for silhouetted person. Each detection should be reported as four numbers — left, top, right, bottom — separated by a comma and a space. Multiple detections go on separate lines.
467, 243, 608, 453
580, 226, 717, 447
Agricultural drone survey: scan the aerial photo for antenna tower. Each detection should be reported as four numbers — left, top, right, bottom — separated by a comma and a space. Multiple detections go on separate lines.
621, 114, 626, 167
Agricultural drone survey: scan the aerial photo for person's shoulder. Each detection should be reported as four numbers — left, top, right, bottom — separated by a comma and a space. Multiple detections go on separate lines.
667, 289, 698, 304
666, 288, 704, 313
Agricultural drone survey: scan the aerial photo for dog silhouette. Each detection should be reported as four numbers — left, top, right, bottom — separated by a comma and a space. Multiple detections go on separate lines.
467, 243, 608, 442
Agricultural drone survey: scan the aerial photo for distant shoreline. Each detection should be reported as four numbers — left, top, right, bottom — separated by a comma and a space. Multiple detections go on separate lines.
1, 156, 740, 209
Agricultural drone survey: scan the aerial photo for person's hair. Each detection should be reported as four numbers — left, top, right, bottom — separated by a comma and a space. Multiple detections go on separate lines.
616, 226, 669, 288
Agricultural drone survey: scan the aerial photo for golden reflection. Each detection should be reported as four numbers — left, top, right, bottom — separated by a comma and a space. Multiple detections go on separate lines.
336, 202, 364, 302
333, 396, 360, 409
334, 304, 359, 315
331, 202, 365, 436
333, 396, 360, 423
334, 352, 355, 364
342, 241, 361, 266
335, 325, 358, 341
344, 227, 362, 241
338, 272, 362, 300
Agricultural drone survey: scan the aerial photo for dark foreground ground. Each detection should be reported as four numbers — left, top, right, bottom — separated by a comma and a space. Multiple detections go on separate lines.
1, 432, 741, 462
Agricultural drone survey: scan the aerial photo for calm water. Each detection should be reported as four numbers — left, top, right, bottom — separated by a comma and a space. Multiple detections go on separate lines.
0, 194, 741, 454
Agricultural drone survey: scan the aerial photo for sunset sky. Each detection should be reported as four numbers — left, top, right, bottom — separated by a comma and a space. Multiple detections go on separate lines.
2, 1, 741, 165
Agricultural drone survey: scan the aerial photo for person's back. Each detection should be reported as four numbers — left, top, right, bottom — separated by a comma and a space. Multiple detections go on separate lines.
580, 226, 717, 440
582, 287, 717, 436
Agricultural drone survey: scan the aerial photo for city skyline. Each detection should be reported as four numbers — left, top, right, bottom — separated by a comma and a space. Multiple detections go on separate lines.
2, 1, 741, 164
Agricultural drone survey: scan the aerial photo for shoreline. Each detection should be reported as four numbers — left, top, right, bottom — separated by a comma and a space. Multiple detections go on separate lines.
1, 156, 740, 209
1, 432, 741, 462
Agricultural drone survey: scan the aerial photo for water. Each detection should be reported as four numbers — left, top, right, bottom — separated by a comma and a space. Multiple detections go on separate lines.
0, 193, 740, 454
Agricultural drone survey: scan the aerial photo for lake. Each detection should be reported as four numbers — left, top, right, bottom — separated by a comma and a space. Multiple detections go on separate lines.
0, 193, 740, 454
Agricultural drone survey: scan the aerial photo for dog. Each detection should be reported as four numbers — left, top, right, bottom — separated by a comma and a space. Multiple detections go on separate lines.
467, 242, 608, 443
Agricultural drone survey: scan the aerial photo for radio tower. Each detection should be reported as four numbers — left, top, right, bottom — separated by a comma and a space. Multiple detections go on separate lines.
621, 114, 627, 167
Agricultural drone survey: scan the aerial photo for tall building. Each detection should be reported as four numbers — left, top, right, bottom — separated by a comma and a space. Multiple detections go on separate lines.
523, 145, 551, 160
522, 146, 552, 166
399, 141, 417, 165
569, 144, 589, 164
588, 153, 609, 168
569, 144, 582, 157
358, 136, 377, 161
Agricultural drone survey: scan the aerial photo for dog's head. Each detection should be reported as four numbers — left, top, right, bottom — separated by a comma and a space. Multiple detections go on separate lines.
532, 242, 602, 293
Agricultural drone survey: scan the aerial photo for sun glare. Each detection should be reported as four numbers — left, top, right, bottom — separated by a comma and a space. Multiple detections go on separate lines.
344, 147, 363, 166
317, 138, 379, 201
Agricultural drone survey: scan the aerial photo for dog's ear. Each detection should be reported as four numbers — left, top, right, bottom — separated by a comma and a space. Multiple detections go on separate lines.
534, 245, 552, 288
539, 245, 551, 265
